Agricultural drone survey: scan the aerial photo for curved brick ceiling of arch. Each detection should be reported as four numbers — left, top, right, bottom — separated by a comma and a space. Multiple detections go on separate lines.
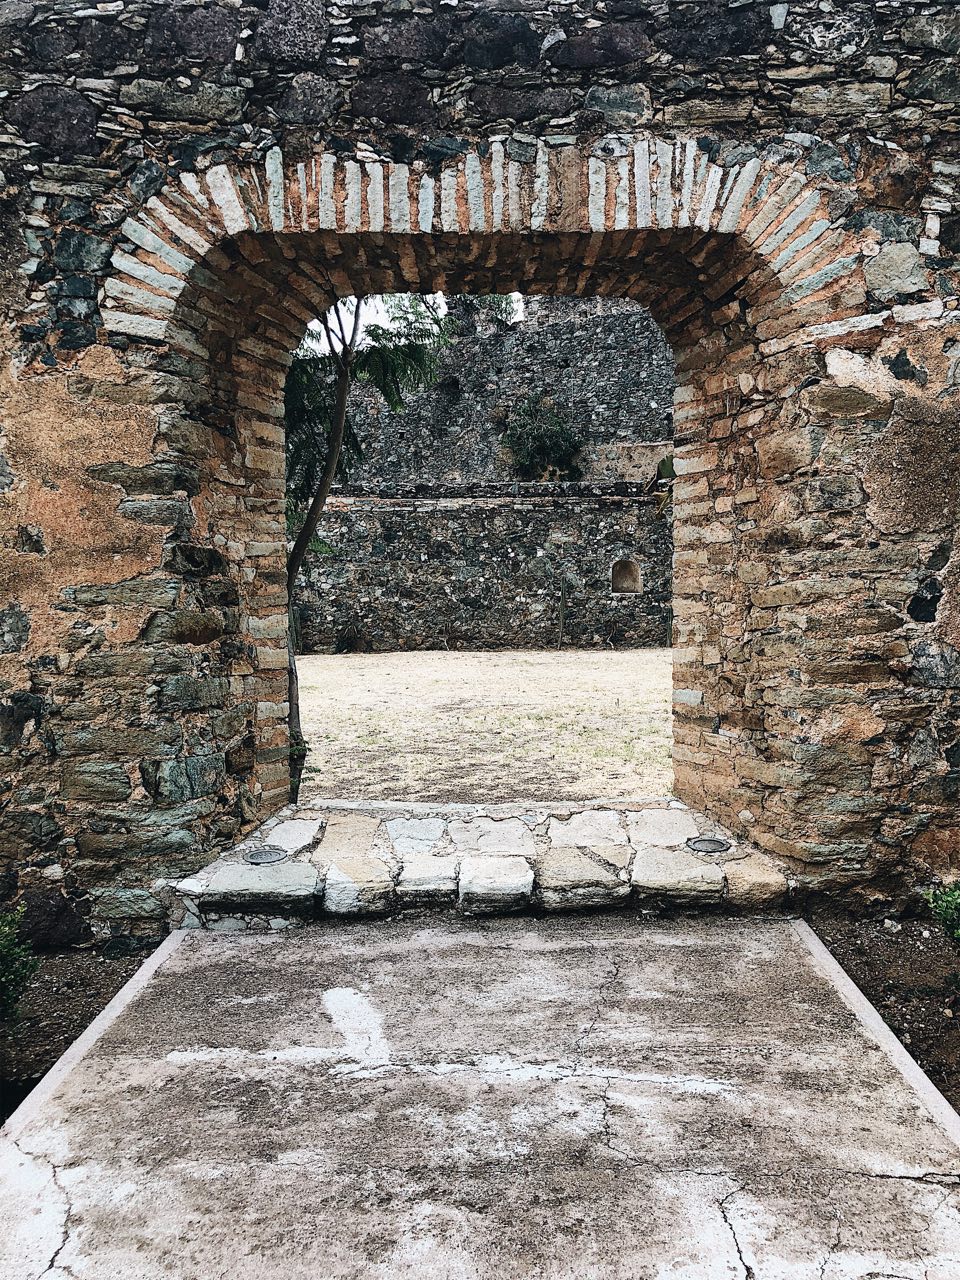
0, 1, 959, 939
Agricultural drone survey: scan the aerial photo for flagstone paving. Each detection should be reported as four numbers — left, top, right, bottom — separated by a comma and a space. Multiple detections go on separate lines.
163, 798, 789, 931
3, 916, 959, 1279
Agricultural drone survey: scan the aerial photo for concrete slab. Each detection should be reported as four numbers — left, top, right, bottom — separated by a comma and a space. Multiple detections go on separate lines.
4, 917, 959, 1279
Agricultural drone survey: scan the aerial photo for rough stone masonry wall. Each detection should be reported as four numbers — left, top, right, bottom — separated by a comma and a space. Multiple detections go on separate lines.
0, 1, 959, 939
297, 295, 674, 651
298, 490, 672, 653
342, 296, 674, 487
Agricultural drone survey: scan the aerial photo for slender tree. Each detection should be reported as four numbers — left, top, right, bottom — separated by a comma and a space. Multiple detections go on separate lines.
283, 294, 452, 796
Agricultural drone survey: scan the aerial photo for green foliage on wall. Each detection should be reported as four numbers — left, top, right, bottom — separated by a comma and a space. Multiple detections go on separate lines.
0, 907, 39, 1021
501, 395, 583, 481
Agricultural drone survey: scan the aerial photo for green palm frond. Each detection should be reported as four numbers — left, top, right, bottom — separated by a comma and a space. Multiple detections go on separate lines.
354, 338, 441, 412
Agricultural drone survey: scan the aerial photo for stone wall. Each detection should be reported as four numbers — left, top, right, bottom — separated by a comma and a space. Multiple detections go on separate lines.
295, 294, 674, 651
1, 0, 959, 937
298, 488, 672, 653
345, 295, 674, 487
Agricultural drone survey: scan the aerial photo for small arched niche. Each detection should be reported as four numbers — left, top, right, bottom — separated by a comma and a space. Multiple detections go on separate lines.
611, 559, 643, 595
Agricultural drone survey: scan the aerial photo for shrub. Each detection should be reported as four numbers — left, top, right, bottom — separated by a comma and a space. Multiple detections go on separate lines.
926, 885, 960, 945
501, 395, 583, 481
0, 907, 40, 1020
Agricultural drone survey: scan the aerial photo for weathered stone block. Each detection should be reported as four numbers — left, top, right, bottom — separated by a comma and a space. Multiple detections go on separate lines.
458, 856, 533, 914
53, 229, 111, 272
547, 24, 651, 68
7, 85, 98, 158
538, 848, 629, 911
449, 817, 534, 857
386, 816, 446, 856
351, 75, 435, 125
906, 63, 960, 105
67, 579, 181, 609
324, 857, 394, 915
275, 74, 342, 125
62, 763, 131, 803
316, 812, 381, 862
631, 846, 724, 902
196, 860, 320, 905
790, 82, 891, 117
0, 603, 30, 654
159, 676, 228, 712
265, 817, 323, 855
548, 810, 627, 848
626, 808, 701, 849
724, 854, 789, 908
85, 887, 166, 921
756, 428, 813, 479
144, 5, 239, 65
461, 14, 539, 69
254, 0, 328, 64
119, 80, 244, 124
141, 609, 236, 646
398, 853, 459, 903
864, 243, 929, 301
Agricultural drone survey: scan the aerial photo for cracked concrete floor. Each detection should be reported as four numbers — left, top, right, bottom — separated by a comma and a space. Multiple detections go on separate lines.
3, 916, 960, 1280
297, 648, 673, 803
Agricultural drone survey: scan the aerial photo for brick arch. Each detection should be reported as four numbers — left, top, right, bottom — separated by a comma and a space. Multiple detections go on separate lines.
7, 133, 955, 935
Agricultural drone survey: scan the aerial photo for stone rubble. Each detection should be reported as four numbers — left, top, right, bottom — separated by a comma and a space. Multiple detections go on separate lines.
165, 798, 788, 931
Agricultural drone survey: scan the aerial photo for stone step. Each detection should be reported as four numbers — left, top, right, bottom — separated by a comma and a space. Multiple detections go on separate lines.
164, 800, 789, 932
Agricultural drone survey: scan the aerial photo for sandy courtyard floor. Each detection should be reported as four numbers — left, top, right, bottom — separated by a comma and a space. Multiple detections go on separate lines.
298, 648, 673, 804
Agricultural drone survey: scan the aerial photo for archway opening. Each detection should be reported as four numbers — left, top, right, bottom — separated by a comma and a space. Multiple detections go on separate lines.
23, 139, 887, 934
611, 559, 644, 595
105, 221, 785, 880
287, 290, 676, 806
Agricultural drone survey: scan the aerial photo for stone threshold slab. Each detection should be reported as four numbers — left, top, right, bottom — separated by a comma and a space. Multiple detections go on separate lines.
163, 799, 789, 932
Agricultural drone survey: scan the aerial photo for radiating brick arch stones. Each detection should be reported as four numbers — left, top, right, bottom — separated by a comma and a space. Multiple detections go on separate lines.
96, 134, 895, 887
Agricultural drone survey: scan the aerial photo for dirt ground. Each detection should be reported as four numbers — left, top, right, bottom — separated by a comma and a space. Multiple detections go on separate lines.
297, 648, 674, 803
808, 906, 960, 1111
0, 951, 141, 1122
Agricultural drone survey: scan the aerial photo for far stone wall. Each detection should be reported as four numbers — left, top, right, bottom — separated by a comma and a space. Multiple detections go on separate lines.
295, 296, 675, 652
298, 488, 672, 653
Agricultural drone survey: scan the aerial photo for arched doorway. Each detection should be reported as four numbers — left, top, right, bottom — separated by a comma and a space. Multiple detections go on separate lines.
3, 137, 953, 931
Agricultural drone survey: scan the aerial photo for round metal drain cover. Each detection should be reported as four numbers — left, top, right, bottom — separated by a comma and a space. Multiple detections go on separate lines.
687, 836, 731, 855
245, 845, 288, 866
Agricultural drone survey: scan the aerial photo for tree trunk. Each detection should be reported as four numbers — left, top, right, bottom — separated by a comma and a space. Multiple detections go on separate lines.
285, 354, 352, 799
287, 610, 306, 802
287, 358, 351, 593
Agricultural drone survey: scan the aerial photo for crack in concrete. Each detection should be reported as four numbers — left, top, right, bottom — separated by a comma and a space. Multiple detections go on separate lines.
815, 1193, 842, 1280
571, 953, 622, 1064
46, 1160, 79, 1280
7, 1132, 76, 1280
718, 1187, 755, 1280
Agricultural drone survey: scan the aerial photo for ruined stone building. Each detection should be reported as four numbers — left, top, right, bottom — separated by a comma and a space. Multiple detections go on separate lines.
295, 295, 675, 652
1, 0, 959, 938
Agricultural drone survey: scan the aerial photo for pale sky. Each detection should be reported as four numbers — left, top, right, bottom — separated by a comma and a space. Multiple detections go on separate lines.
302, 293, 523, 355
